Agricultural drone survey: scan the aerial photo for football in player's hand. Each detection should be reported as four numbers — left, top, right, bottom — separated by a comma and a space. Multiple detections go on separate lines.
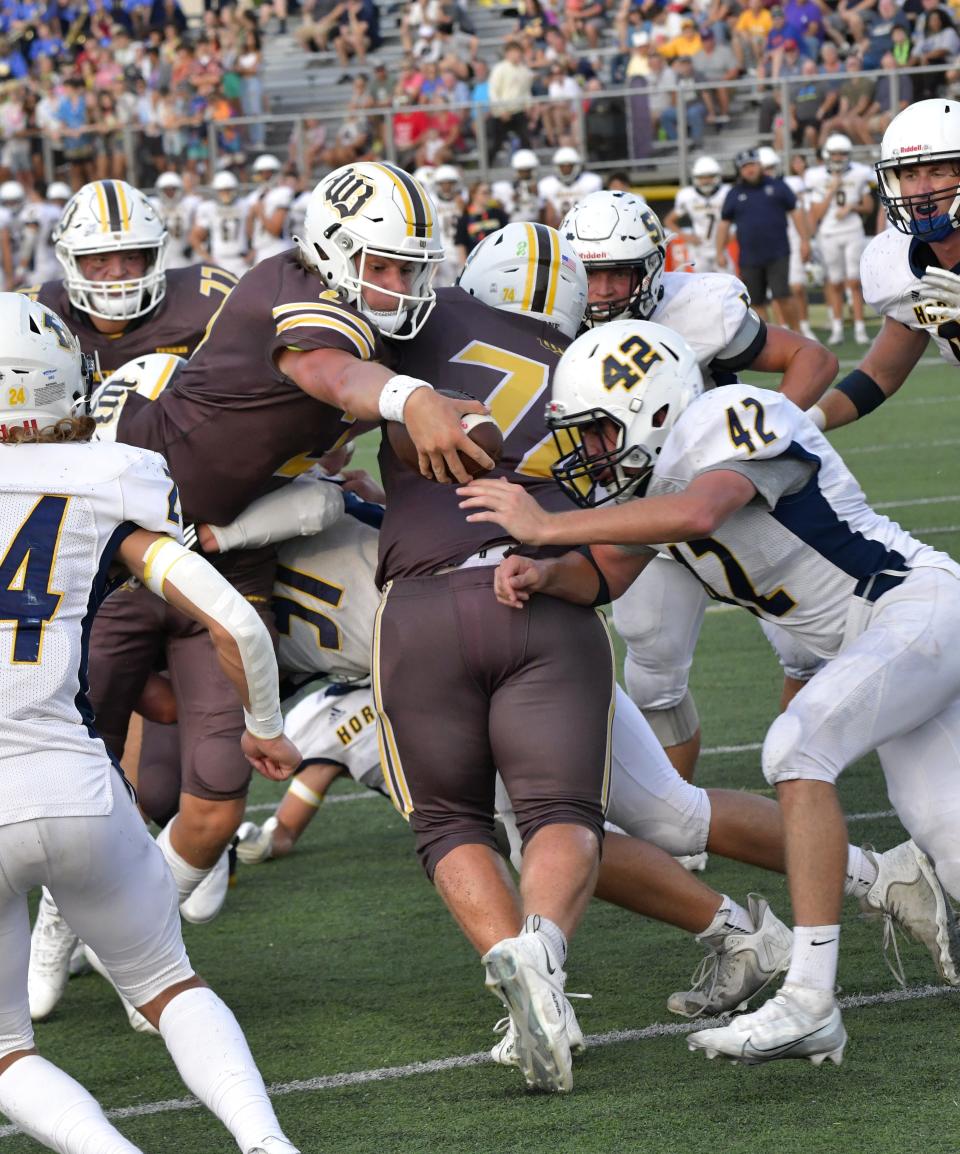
385, 390, 503, 479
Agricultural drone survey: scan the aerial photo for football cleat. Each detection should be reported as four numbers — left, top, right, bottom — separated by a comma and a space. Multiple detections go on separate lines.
491, 991, 590, 1068
687, 983, 847, 1066
483, 934, 575, 1092
675, 852, 709, 872
667, 894, 792, 1018
861, 840, 960, 986
28, 889, 79, 1020
234, 817, 278, 866
83, 945, 160, 1036
68, 940, 92, 977
246, 1141, 301, 1154
179, 848, 230, 925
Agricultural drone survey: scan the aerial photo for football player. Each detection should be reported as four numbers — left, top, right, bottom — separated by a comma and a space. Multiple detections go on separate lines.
430, 163, 467, 287
815, 99, 960, 433
190, 171, 250, 279
804, 133, 875, 346
491, 148, 546, 225
244, 154, 294, 266
150, 172, 201, 270
538, 146, 602, 227
561, 189, 836, 781
0, 179, 26, 290
0, 293, 300, 1154
664, 156, 730, 274
19, 181, 71, 286
21, 178, 238, 380
458, 317, 960, 1066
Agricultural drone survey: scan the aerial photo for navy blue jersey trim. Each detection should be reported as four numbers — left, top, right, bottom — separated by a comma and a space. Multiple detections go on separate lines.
343, 490, 384, 528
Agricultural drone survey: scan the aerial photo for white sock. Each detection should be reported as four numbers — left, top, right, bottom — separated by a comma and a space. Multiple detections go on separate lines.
522, 914, 567, 965
699, 895, 753, 941
159, 986, 289, 1152
156, 820, 209, 904
0, 1054, 142, 1153
785, 925, 840, 992
844, 845, 878, 898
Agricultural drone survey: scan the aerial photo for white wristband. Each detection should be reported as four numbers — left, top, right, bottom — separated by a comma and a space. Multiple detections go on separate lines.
379, 375, 434, 424
244, 707, 285, 741
809, 404, 827, 431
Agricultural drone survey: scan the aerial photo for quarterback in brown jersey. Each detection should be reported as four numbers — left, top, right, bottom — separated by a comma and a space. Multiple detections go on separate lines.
21, 179, 237, 379
78, 163, 489, 954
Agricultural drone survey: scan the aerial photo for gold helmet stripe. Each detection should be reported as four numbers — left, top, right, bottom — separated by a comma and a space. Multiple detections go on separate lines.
371, 163, 434, 239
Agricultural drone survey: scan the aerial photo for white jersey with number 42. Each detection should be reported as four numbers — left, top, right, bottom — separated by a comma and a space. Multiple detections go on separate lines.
0, 443, 181, 826
643, 387, 958, 659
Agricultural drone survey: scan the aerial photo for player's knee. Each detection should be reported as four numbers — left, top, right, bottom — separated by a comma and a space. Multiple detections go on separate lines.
623, 655, 692, 715
762, 710, 838, 785
641, 691, 700, 748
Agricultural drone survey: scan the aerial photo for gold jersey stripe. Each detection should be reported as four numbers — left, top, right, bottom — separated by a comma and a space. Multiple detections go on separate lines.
371, 584, 415, 816
275, 314, 373, 360
272, 300, 377, 352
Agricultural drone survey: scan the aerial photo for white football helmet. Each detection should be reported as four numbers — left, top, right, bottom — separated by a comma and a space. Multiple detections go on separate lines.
54, 180, 169, 322
876, 99, 960, 240
296, 161, 444, 339
432, 164, 461, 200
822, 133, 852, 174
89, 352, 185, 442
252, 154, 282, 183
212, 170, 239, 204
46, 181, 72, 205
457, 222, 587, 339
560, 190, 667, 325
553, 146, 582, 184
758, 146, 781, 177
692, 156, 722, 197
510, 149, 539, 180
0, 293, 91, 440
0, 180, 25, 215
155, 172, 183, 202
546, 318, 703, 506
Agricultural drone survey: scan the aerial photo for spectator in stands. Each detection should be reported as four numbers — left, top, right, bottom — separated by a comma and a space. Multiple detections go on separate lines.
236, 26, 265, 148
660, 16, 704, 60
542, 61, 582, 146
716, 147, 809, 328
157, 85, 184, 171
148, 0, 188, 37
331, 0, 381, 69
0, 86, 30, 183
296, 0, 347, 54
733, 0, 773, 75
564, 0, 608, 51
758, 37, 806, 134
392, 90, 429, 168
911, 8, 959, 99
643, 41, 676, 140
847, 49, 913, 141
57, 75, 95, 188
784, 0, 827, 56
93, 89, 126, 180
454, 179, 508, 262
779, 56, 837, 148
818, 51, 875, 142
693, 26, 739, 121
487, 39, 534, 160
401, 0, 446, 54
659, 55, 707, 146
861, 0, 911, 68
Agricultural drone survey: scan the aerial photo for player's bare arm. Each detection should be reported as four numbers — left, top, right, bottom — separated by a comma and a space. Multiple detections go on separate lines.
815, 316, 928, 430
117, 528, 300, 780
459, 470, 757, 547
493, 545, 652, 609
277, 344, 494, 483
750, 324, 838, 410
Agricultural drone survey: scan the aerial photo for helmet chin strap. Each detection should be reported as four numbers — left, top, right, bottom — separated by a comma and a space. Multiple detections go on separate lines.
360, 303, 409, 335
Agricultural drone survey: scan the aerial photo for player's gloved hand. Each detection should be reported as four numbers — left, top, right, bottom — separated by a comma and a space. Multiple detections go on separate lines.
917, 266, 960, 325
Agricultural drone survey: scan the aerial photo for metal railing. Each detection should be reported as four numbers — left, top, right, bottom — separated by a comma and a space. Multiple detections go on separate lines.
31, 61, 953, 190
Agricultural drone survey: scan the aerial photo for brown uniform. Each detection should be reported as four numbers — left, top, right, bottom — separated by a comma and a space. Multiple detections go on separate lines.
374, 288, 614, 877
28, 265, 237, 378
91, 251, 384, 801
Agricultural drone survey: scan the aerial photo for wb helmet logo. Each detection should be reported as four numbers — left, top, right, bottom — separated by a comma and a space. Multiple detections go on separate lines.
324, 170, 376, 219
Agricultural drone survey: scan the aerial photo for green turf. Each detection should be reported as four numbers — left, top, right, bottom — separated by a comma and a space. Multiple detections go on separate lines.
4, 325, 960, 1153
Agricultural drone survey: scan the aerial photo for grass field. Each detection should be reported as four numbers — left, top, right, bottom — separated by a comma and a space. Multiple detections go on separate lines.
4, 321, 960, 1153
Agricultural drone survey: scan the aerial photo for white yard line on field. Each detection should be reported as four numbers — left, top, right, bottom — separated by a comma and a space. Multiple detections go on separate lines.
0, 984, 952, 1137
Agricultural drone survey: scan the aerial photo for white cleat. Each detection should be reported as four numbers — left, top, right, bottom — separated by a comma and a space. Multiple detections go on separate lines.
675, 852, 709, 872
687, 983, 847, 1066
83, 946, 161, 1036
246, 1141, 301, 1154
827, 326, 844, 346
667, 893, 792, 1018
68, 940, 92, 977
491, 992, 589, 1068
799, 321, 816, 340
861, 840, 960, 986
180, 848, 230, 925
854, 324, 870, 345
28, 889, 79, 1021
483, 934, 574, 1093
235, 817, 278, 866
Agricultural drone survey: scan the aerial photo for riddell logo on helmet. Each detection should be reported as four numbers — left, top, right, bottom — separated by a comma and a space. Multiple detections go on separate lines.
898, 144, 927, 154
580, 250, 611, 259
0, 419, 38, 442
